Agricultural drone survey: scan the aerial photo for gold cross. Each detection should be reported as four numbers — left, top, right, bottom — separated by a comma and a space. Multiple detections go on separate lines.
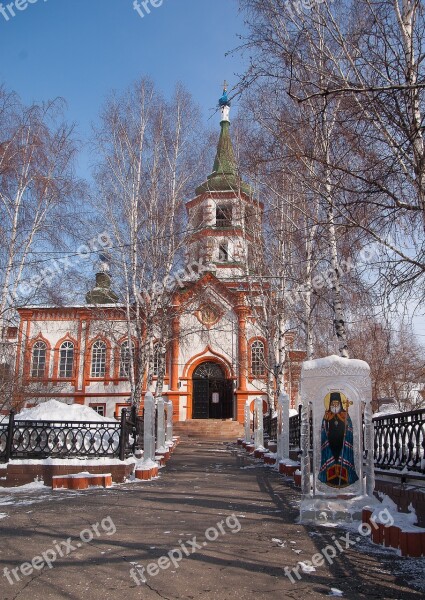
223, 80, 228, 92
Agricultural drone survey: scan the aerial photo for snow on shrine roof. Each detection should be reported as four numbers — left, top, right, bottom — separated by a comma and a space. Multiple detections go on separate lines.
302, 354, 370, 372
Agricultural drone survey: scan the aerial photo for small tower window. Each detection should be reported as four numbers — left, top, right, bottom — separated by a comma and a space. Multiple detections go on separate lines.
216, 205, 232, 228
218, 242, 229, 262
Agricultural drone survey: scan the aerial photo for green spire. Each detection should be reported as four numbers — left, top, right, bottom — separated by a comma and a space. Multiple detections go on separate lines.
195, 111, 252, 196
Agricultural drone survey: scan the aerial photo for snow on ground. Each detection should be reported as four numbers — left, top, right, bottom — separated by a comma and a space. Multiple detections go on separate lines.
373, 403, 402, 418
0, 480, 46, 497
14, 400, 117, 422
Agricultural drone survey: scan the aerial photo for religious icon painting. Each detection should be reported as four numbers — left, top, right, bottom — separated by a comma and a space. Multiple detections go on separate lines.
318, 391, 359, 488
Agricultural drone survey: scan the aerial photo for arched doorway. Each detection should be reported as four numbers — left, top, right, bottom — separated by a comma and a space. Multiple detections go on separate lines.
192, 361, 234, 419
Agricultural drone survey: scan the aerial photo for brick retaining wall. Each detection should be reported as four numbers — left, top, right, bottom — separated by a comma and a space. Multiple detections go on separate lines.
375, 479, 425, 527
1, 462, 134, 487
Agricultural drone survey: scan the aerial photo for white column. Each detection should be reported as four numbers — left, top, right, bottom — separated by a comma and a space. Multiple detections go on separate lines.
143, 392, 156, 465
156, 397, 166, 453
165, 400, 174, 448
277, 392, 290, 462
254, 397, 264, 450
244, 400, 251, 443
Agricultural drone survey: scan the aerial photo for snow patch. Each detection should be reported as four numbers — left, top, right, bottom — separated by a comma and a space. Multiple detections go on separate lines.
298, 561, 316, 573
14, 400, 117, 423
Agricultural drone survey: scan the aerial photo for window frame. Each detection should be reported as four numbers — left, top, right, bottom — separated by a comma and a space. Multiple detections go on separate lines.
119, 340, 134, 378
31, 341, 47, 379
250, 339, 266, 378
58, 340, 75, 379
90, 340, 107, 379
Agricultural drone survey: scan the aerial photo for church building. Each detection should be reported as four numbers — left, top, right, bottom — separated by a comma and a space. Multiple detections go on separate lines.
13, 90, 304, 422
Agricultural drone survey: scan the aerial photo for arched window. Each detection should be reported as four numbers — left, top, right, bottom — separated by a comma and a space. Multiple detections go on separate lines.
119, 341, 134, 377
251, 340, 265, 377
152, 342, 161, 377
59, 341, 74, 378
31, 341, 47, 378
91, 341, 107, 378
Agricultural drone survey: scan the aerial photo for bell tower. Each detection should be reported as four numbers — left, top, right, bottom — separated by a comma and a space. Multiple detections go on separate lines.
185, 84, 262, 283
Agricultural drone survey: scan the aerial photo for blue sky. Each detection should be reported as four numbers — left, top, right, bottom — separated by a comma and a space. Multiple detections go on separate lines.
0, 0, 247, 176
1, 0, 424, 339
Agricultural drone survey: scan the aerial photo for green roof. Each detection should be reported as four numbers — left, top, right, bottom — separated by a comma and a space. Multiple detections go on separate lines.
196, 120, 252, 196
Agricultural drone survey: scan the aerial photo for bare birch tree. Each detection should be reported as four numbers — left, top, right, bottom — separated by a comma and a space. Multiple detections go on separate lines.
93, 79, 206, 410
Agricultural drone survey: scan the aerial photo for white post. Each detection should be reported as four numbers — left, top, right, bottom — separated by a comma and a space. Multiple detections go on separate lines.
363, 400, 375, 496
165, 400, 173, 448
254, 397, 264, 450
244, 400, 251, 443
143, 392, 156, 465
156, 397, 166, 453
300, 401, 311, 496
277, 392, 290, 462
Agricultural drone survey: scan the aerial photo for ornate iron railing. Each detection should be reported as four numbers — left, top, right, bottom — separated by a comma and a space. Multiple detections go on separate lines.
289, 410, 301, 449
373, 409, 425, 473
262, 412, 300, 446
270, 416, 277, 440
0, 424, 8, 461
0, 408, 144, 462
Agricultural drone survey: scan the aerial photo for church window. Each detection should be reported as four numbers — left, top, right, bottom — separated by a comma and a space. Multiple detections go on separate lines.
59, 341, 74, 378
152, 342, 161, 377
216, 204, 232, 228
90, 403, 106, 417
251, 340, 265, 377
119, 341, 134, 377
91, 340, 107, 378
31, 341, 47, 378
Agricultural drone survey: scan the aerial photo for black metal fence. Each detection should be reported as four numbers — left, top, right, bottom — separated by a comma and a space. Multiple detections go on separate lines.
373, 409, 425, 474
263, 409, 300, 447
0, 408, 143, 463
263, 407, 425, 474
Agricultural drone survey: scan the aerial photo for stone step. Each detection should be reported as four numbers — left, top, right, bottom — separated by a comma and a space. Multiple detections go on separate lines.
173, 419, 243, 440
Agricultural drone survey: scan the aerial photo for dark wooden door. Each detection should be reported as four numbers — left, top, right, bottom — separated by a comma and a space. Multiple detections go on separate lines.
193, 379, 209, 419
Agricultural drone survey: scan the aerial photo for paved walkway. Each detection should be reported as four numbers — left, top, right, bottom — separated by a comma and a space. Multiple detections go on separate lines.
0, 441, 424, 600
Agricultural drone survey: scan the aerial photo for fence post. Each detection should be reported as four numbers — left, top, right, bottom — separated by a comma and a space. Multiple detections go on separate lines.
277, 393, 290, 462
5, 410, 15, 463
119, 409, 127, 461
254, 397, 264, 450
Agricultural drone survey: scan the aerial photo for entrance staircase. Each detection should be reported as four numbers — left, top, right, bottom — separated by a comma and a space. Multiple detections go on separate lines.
173, 419, 244, 441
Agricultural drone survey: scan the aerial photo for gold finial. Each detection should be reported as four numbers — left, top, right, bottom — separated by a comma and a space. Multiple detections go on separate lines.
223, 80, 228, 92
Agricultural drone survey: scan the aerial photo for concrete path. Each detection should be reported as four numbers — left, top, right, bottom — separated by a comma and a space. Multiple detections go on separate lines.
0, 440, 424, 600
